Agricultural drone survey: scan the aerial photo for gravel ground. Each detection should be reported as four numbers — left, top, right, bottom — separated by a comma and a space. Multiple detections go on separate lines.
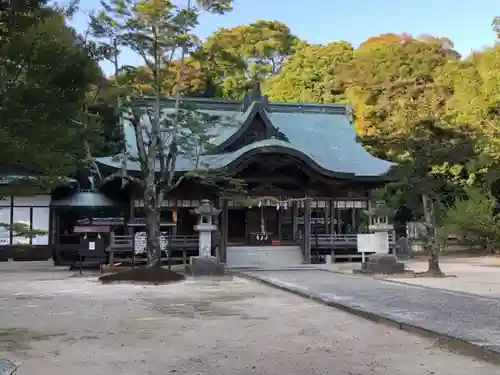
323, 257, 500, 298
0, 267, 496, 375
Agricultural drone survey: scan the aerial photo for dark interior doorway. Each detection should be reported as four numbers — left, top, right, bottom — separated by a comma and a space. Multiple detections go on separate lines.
227, 209, 246, 240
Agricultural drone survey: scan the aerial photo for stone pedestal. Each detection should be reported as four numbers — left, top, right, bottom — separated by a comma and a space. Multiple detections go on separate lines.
189, 255, 225, 276
194, 223, 216, 257
354, 254, 405, 275
190, 223, 225, 276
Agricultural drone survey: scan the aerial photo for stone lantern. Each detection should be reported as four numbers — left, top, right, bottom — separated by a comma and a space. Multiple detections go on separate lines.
355, 201, 405, 274
189, 200, 224, 276
364, 201, 394, 233
360, 201, 395, 256
191, 199, 221, 257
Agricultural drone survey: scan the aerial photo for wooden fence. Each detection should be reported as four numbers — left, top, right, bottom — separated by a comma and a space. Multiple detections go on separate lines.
107, 234, 202, 267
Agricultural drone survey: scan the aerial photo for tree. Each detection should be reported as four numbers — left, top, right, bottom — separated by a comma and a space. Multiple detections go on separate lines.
97, 20, 299, 100
0, 1, 101, 187
340, 34, 458, 156
359, 33, 411, 49
336, 34, 482, 274
264, 41, 354, 103
0, 1, 104, 238
115, 59, 213, 97
92, 0, 242, 268
201, 20, 298, 98
378, 121, 477, 275
441, 186, 500, 254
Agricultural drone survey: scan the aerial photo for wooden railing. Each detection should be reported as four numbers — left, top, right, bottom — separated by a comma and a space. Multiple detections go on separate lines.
107, 234, 133, 265
311, 233, 395, 249
169, 235, 199, 250
309, 233, 396, 263
106, 234, 203, 267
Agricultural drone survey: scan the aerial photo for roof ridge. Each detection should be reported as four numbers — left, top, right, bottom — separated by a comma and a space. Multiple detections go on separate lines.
127, 96, 350, 115
268, 102, 348, 115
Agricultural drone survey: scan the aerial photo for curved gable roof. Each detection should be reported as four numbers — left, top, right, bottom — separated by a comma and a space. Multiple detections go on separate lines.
95, 97, 393, 180
208, 101, 288, 154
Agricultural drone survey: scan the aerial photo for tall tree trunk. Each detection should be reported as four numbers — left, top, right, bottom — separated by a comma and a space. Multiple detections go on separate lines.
422, 193, 443, 276
144, 27, 163, 268
144, 183, 161, 267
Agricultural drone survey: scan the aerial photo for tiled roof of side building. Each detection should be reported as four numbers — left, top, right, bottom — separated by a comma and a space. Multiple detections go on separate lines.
95, 97, 394, 180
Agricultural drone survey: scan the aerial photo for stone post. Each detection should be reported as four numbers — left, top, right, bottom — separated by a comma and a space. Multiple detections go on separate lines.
190, 200, 225, 276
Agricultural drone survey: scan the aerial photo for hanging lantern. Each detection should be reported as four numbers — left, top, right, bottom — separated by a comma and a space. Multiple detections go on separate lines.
258, 200, 262, 207
172, 208, 177, 223
276, 203, 280, 210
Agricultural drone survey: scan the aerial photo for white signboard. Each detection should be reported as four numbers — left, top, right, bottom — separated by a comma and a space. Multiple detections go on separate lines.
357, 232, 389, 254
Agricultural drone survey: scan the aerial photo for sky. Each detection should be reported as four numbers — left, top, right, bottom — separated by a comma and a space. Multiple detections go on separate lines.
71, 0, 500, 76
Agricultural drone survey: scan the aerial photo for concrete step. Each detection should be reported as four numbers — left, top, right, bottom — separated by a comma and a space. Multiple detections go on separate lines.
227, 246, 303, 267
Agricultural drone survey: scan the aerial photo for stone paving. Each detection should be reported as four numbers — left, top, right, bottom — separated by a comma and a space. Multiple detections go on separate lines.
241, 269, 500, 359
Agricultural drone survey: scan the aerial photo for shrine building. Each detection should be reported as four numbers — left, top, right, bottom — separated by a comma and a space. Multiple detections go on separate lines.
0, 90, 394, 266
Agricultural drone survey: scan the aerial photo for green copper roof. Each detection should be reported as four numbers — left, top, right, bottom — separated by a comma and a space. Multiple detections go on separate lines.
95, 97, 393, 179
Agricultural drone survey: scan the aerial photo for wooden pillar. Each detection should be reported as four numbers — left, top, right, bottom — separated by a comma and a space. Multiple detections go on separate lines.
28, 206, 33, 245
128, 198, 135, 235
171, 207, 178, 236
337, 206, 342, 234
49, 207, 57, 245
109, 231, 115, 266
323, 200, 329, 234
219, 199, 229, 263
351, 207, 356, 232
303, 199, 311, 264
244, 209, 249, 239
292, 201, 299, 242
277, 207, 282, 240
9, 196, 13, 244
329, 200, 335, 235
367, 200, 373, 227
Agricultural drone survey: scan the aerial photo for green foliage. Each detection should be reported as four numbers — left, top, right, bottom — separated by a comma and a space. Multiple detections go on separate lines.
264, 41, 353, 103
0, 1, 101, 188
341, 36, 458, 150
203, 20, 298, 98
441, 187, 500, 253
382, 122, 476, 198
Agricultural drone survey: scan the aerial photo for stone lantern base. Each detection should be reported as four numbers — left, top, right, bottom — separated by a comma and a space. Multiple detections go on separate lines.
189, 255, 226, 277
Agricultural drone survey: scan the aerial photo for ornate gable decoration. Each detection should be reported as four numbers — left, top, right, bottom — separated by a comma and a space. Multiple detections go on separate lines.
203, 84, 290, 154
233, 111, 288, 150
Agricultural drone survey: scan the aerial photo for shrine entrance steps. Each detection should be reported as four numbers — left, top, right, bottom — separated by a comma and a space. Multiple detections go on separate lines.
226, 245, 303, 268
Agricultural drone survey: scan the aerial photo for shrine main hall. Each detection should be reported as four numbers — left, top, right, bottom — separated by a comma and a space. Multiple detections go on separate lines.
0, 88, 394, 265
91, 90, 393, 264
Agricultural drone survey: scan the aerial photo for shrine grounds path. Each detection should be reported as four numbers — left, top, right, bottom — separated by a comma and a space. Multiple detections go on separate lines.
241, 268, 500, 364
0, 262, 497, 375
